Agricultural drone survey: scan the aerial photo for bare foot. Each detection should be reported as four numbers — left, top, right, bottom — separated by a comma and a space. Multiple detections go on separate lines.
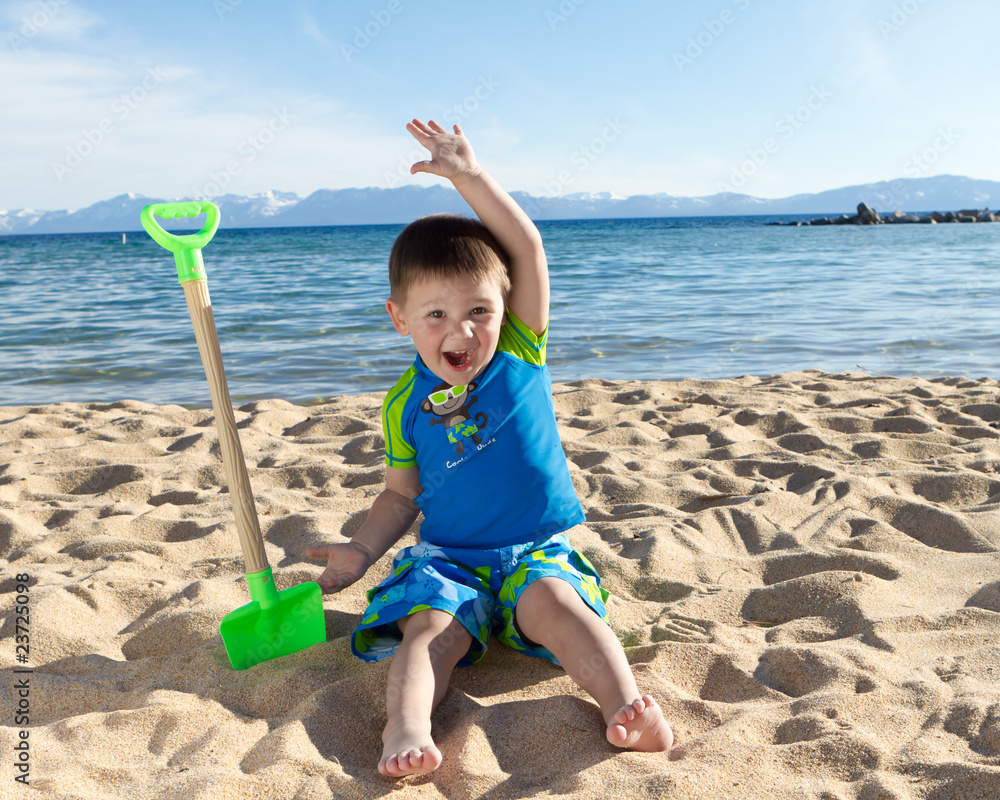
379, 721, 443, 777
606, 695, 673, 751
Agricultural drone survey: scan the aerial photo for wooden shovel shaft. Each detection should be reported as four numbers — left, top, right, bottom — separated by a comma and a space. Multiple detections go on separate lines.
182, 280, 268, 574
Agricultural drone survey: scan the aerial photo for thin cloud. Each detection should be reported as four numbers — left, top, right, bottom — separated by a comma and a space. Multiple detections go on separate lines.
2, 0, 102, 45
296, 6, 333, 49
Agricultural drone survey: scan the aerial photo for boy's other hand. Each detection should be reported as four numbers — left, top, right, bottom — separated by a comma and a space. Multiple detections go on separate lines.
407, 118, 481, 184
305, 542, 374, 593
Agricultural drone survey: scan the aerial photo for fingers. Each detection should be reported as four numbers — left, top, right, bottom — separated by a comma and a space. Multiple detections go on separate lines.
407, 118, 464, 139
405, 117, 471, 179
317, 570, 350, 594
406, 118, 448, 136
407, 118, 433, 137
306, 546, 350, 592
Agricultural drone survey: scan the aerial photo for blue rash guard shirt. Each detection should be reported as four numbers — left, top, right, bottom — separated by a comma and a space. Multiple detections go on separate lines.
382, 310, 585, 549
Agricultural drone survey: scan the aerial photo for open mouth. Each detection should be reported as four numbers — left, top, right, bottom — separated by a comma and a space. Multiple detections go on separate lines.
443, 350, 474, 370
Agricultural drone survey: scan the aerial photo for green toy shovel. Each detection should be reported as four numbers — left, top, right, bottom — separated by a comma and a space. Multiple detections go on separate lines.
140, 201, 325, 670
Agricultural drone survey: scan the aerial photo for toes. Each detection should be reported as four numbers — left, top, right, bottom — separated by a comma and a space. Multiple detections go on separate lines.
379, 746, 440, 777
380, 750, 415, 777
396, 749, 424, 774
378, 755, 397, 776
614, 698, 645, 724
608, 696, 673, 751
607, 723, 628, 746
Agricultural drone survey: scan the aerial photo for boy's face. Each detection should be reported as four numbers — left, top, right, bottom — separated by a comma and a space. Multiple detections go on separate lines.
386, 272, 506, 385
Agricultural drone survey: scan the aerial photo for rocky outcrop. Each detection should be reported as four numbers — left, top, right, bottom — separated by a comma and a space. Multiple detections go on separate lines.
772, 202, 999, 226
857, 202, 880, 224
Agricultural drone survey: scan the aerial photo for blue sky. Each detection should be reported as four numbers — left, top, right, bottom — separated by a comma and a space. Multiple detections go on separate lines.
4, 0, 998, 210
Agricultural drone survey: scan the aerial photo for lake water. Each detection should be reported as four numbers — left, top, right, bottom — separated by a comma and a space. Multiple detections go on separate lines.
1, 216, 998, 406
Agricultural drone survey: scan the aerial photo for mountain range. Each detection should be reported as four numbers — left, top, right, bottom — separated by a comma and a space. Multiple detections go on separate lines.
2, 175, 998, 235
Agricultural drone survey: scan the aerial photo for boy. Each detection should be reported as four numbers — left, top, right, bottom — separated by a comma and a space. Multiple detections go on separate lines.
307, 118, 672, 777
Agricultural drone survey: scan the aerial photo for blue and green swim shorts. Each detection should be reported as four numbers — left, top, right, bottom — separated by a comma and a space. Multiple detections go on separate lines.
351, 533, 610, 668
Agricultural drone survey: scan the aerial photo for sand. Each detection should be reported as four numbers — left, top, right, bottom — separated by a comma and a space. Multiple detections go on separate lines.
2, 369, 1000, 800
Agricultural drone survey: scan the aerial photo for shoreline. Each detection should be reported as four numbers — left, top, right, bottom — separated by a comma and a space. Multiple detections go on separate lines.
2, 370, 1000, 798
3, 367, 998, 415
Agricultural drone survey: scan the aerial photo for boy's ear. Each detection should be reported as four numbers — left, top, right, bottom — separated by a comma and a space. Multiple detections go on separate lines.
385, 298, 409, 336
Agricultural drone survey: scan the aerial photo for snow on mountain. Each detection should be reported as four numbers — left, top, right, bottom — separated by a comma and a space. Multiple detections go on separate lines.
0, 208, 46, 234
2, 175, 998, 235
278, 185, 467, 227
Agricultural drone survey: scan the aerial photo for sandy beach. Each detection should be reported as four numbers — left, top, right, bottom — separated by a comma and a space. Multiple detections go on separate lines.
2, 370, 1000, 799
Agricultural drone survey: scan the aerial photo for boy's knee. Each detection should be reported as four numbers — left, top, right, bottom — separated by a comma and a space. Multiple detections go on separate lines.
399, 607, 452, 632
514, 576, 578, 636
400, 609, 471, 648
518, 575, 577, 609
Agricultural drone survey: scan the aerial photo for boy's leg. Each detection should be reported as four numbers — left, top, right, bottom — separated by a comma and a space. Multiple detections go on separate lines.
514, 577, 673, 751
380, 608, 473, 777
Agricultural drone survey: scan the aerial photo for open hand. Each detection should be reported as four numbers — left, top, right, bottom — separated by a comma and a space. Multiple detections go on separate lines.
407, 118, 481, 183
305, 542, 374, 593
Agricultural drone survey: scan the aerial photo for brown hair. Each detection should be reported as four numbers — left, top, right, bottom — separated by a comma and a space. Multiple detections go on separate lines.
388, 214, 511, 303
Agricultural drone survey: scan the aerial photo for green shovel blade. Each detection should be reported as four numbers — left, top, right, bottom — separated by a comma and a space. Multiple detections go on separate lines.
220, 568, 326, 671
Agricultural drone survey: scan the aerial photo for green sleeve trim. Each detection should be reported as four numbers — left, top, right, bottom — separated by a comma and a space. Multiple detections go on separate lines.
498, 308, 548, 366
382, 365, 419, 467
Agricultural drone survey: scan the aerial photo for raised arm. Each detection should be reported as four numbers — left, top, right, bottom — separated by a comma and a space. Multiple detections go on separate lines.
407, 118, 549, 335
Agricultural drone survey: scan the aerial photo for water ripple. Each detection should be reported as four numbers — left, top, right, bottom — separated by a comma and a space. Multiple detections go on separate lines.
1, 218, 998, 405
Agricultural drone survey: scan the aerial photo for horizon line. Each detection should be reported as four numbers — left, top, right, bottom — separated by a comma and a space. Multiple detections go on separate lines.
5, 173, 994, 214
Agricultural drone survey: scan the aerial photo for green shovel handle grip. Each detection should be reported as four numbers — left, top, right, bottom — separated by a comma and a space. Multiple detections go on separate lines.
140, 201, 221, 283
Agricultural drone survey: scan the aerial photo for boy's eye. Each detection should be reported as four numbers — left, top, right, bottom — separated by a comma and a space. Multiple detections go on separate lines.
429, 310, 444, 318
471, 307, 487, 315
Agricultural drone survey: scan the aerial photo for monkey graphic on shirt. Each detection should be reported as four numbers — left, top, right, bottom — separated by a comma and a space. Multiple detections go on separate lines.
421, 382, 489, 455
